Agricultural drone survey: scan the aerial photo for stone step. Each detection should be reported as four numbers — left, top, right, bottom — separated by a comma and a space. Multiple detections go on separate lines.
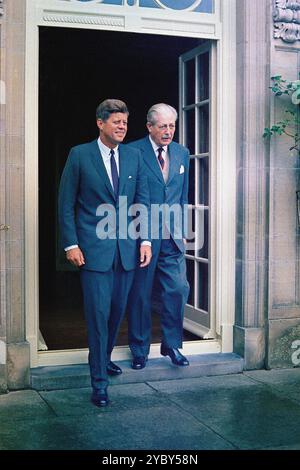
31, 353, 244, 391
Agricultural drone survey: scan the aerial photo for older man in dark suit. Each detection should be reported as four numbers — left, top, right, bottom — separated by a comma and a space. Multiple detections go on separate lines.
127, 103, 190, 370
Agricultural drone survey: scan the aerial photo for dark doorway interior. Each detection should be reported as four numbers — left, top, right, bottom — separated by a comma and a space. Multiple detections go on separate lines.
39, 26, 201, 350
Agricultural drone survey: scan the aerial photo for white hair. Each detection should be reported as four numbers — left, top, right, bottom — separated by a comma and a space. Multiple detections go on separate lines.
147, 103, 178, 125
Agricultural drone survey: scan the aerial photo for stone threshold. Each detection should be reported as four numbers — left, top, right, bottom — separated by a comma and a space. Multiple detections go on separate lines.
31, 353, 244, 391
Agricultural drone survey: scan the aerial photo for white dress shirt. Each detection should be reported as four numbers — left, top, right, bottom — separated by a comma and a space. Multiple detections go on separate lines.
97, 137, 120, 188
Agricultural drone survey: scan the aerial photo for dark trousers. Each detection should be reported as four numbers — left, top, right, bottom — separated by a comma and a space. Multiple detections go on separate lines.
80, 248, 134, 391
127, 238, 190, 358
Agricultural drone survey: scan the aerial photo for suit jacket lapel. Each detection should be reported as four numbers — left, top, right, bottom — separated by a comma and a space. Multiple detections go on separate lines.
118, 144, 131, 196
142, 137, 165, 185
166, 142, 181, 185
89, 139, 116, 200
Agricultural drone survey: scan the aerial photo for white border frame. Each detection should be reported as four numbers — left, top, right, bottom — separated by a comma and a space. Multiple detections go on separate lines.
25, 0, 236, 367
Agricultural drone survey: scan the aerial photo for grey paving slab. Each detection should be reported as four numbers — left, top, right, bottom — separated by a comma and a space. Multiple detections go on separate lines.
0, 417, 84, 450
2, 371, 300, 450
31, 364, 91, 390
0, 390, 54, 422
244, 369, 300, 404
55, 406, 235, 450
40, 383, 170, 416
261, 443, 300, 450
148, 373, 259, 393
245, 368, 300, 385
0, 401, 235, 450
148, 377, 300, 450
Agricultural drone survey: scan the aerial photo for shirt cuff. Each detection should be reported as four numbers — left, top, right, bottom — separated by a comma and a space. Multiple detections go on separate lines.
141, 241, 151, 246
64, 245, 79, 251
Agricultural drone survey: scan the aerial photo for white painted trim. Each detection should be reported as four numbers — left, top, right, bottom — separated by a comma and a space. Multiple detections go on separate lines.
25, 1, 40, 368
209, 40, 217, 340
35, 0, 221, 39
179, 42, 213, 335
180, 41, 211, 62
215, 0, 236, 352
183, 317, 215, 339
37, 340, 221, 367
25, 0, 236, 366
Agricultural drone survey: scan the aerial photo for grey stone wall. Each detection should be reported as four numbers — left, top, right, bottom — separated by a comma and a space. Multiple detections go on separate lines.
0, 0, 29, 392
234, 0, 271, 369
235, 0, 300, 370
267, 0, 300, 368
0, 0, 7, 393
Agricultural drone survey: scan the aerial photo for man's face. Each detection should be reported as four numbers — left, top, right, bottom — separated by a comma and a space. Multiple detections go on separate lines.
147, 111, 176, 147
97, 112, 128, 148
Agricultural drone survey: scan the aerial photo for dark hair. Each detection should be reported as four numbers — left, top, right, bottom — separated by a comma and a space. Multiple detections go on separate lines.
96, 99, 129, 121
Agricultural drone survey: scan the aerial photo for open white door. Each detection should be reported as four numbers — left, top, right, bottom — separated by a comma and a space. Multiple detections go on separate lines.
179, 42, 217, 339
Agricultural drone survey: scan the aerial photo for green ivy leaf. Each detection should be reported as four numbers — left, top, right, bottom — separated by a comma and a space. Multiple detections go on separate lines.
263, 128, 272, 138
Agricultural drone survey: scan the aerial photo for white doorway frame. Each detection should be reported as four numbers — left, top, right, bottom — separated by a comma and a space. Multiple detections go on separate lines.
25, 0, 236, 367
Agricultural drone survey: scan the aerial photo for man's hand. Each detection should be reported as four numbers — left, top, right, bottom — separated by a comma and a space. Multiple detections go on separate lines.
140, 245, 152, 268
66, 247, 85, 267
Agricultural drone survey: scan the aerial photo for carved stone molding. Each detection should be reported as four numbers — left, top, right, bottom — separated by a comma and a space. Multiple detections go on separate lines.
0, 0, 3, 17
274, 0, 300, 42
43, 13, 124, 27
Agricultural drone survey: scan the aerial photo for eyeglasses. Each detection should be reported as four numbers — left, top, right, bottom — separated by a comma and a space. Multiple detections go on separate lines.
155, 124, 176, 131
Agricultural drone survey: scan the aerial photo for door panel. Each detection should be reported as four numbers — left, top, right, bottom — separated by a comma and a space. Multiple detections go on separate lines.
179, 42, 215, 338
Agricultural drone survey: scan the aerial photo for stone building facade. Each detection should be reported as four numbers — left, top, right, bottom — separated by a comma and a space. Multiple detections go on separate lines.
235, 0, 300, 369
0, 0, 299, 393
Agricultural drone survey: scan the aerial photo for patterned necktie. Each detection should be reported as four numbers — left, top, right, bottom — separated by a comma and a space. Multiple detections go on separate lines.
157, 147, 165, 170
110, 149, 119, 197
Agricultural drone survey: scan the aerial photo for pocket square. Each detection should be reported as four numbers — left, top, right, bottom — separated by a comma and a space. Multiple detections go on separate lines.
179, 165, 185, 174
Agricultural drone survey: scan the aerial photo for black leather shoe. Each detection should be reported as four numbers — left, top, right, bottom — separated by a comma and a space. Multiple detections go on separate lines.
160, 346, 189, 366
91, 389, 109, 407
107, 361, 122, 376
131, 356, 147, 370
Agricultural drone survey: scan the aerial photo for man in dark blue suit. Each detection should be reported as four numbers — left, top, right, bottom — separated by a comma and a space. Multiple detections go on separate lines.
58, 99, 152, 407
127, 103, 190, 370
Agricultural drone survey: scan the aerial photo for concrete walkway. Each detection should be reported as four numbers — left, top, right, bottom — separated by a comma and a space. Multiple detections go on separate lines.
1, 368, 300, 450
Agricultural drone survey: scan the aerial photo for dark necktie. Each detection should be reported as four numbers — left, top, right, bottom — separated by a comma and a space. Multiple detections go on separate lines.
157, 147, 165, 170
110, 149, 119, 197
